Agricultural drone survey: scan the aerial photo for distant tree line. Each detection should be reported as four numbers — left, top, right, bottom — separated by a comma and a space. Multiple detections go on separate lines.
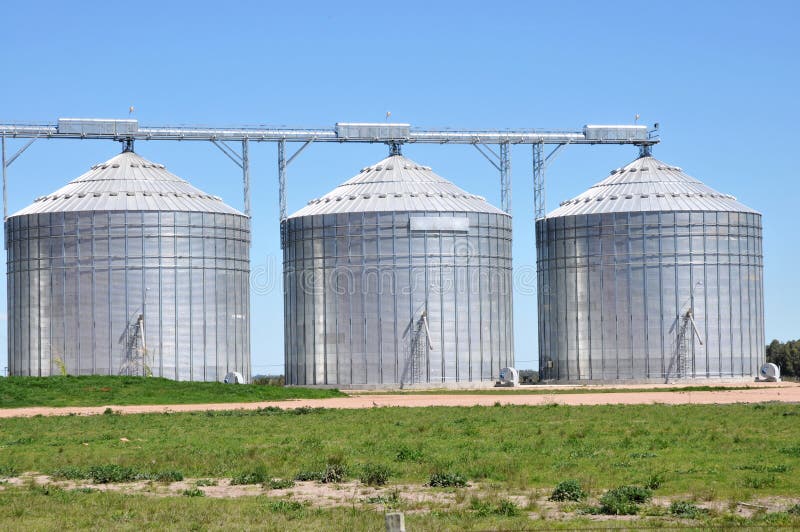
766, 339, 800, 378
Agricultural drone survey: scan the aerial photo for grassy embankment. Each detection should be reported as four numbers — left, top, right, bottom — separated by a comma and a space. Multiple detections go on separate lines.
0, 376, 344, 408
1, 396, 800, 529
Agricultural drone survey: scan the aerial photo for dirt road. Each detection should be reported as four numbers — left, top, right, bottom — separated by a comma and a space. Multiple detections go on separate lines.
1, 382, 798, 418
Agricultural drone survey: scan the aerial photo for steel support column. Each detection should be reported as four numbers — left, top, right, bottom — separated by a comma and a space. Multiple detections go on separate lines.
533, 141, 570, 220
499, 142, 511, 214
278, 139, 286, 247
533, 142, 545, 220
2, 134, 6, 221
242, 138, 250, 217
1, 136, 38, 221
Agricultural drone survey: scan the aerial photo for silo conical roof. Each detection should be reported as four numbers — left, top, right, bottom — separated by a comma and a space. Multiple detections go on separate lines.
11, 151, 244, 216
289, 154, 506, 217
547, 155, 758, 217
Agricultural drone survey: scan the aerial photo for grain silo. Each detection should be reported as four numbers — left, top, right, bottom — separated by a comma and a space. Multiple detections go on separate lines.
5, 146, 250, 381
536, 151, 764, 382
283, 148, 514, 387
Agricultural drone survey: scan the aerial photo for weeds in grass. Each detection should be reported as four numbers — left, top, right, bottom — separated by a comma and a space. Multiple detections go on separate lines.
195, 479, 217, 487
365, 489, 400, 506
598, 485, 652, 515
669, 500, 707, 518
50, 465, 183, 484
735, 464, 791, 473
0, 465, 19, 477
182, 488, 205, 497
395, 445, 424, 463
265, 500, 306, 515
643, 472, 665, 490
294, 470, 323, 482
427, 472, 467, 488
359, 464, 391, 486
265, 478, 295, 490
549, 479, 586, 502
469, 496, 520, 517
779, 445, 800, 457
742, 475, 777, 489
231, 465, 269, 485
788, 504, 800, 515
70, 487, 97, 494
321, 463, 347, 484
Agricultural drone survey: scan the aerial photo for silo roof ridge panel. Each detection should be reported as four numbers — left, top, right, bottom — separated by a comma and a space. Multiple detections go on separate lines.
9, 150, 245, 217
289, 153, 506, 217
546, 155, 758, 217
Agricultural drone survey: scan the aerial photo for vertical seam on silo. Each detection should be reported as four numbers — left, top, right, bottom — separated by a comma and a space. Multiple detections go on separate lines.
322, 216, 328, 386
627, 213, 633, 379
599, 219, 605, 381
439, 225, 444, 383
392, 211, 398, 384
376, 215, 382, 385
157, 213, 163, 378
361, 211, 368, 385
467, 219, 473, 382
201, 217, 207, 381
642, 214, 649, 379
61, 215, 66, 374
334, 218, 340, 385
423, 215, 430, 383
575, 219, 581, 380
702, 220, 709, 377
173, 216, 179, 380
91, 212, 97, 375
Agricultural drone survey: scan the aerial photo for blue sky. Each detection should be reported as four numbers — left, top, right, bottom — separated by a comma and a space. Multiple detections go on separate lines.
1, 0, 797, 374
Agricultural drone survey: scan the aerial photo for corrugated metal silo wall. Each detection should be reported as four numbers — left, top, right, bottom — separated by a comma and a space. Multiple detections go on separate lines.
536, 211, 764, 381
5, 210, 250, 381
283, 211, 514, 386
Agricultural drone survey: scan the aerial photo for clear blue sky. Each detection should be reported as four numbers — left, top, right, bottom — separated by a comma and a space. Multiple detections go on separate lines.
1, 1, 797, 374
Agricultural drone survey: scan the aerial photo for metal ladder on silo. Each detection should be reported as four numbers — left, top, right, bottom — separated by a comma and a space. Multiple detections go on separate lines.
119, 314, 151, 377
675, 308, 703, 379
409, 311, 434, 385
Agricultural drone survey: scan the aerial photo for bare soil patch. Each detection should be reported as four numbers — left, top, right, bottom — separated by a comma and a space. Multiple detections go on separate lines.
0, 381, 797, 418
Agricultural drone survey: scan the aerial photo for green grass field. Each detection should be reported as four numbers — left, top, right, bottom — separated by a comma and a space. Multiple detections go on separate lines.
0, 376, 344, 408
1, 402, 799, 529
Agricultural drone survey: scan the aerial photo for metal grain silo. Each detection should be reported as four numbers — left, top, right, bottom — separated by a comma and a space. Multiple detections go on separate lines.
536, 153, 764, 382
5, 147, 250, 381
283, 149, 514, 387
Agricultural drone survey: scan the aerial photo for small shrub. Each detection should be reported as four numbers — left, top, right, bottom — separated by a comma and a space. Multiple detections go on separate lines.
195, 479, 217, 487
549, 479, 586, 502
496, 499, 520, 516
103, 407, 115, 415
788, 504, 800, 515
598, 485, 652, 515
428, 472, 467, 488
320, 463, 347, 484
360, 464, 391, 486
266, 478, 295, 490
51, 467, 87, 480
182, 487, 205, 497
294, 470, 323, 482
470, 497, 520, 517
669, 500, 706, 518
231, 466, 269, 485
149, 470, 183, 482
88, 464, 138, 483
